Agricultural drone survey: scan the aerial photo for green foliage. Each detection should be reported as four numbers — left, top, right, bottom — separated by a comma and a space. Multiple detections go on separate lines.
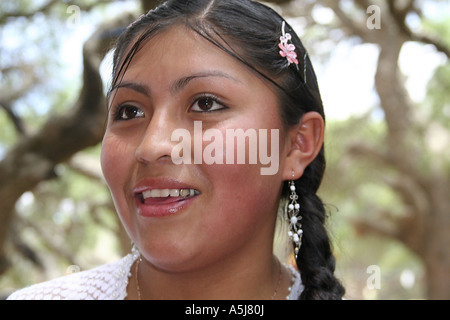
320, 115, 426, 299
0, 150, 122, 295
426, 63, 450, 128
422, 13, 450, 49
0, 112, 18, 153
1, 0, 448, 300
421, 5, 450, 128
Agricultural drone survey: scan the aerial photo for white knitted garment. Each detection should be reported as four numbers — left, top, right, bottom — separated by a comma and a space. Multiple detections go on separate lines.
7, 254, 303, 300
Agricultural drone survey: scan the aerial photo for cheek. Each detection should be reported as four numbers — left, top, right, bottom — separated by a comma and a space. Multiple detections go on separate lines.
202, 119, 284, 177
208, 168, 276, 215
100, 134, 134, 193
199, 123, 284, 236
198, 160, 282, 260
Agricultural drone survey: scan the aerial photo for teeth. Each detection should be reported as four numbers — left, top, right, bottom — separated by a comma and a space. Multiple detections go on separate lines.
150, 189, 161, 197
160, 189, 170, 197
180, 189, 190, 197
142, 188, 199, 200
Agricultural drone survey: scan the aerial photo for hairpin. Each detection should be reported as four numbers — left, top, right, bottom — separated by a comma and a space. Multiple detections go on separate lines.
303, 51, 308, 85
279, 21, 299, 67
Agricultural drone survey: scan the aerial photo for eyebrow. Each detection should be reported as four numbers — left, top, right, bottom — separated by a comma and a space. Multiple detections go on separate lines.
109, 70, 240, 97
169, 70, 241, 94
109, 81, 150, 97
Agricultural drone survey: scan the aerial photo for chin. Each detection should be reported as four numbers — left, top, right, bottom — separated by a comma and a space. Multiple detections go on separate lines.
140, 242, 207, 273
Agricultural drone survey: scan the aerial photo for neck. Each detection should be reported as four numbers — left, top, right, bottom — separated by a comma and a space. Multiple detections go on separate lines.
129, 248, 287, 300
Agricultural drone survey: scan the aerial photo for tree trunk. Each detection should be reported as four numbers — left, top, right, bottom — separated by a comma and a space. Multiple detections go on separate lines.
423, 176, 450, 299
0, 15, 132, 275
326, 0, 450, 298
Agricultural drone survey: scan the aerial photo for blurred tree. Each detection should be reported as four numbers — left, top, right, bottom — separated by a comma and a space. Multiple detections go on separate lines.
0, 0, 135, 277
0, 0, 311, 297
287, 0, 449, 299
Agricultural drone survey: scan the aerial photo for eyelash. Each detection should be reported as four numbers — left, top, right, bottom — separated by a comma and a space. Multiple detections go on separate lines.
111, 93, 227, 121
112, 104, 144, 121
189, 93, 227, 113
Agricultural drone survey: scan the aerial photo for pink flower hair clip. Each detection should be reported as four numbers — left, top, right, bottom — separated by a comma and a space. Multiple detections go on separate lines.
279, 21, 299, 67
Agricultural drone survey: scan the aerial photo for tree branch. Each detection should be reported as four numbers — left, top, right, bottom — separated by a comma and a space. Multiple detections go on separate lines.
380, 174, 428, 215
19, 217, 80, 268
352, 213, 398, 239
348, 142, 429, 192
0, 0, 58, 24
352, 208, 424, 256
387, 0, 450, 58
0, 0, 125, 25
318, 0, 373, 41
0, 14, 132, 275
0, 101, 27, 136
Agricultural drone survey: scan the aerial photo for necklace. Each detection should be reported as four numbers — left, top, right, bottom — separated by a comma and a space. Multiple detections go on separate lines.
270, 260, 283, 300
135, 258, 283, 300
135, 257, 142, 300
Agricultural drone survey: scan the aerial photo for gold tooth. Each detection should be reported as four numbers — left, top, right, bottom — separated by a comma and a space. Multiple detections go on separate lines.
142, 188, 197, 199
180, 189, 190, 197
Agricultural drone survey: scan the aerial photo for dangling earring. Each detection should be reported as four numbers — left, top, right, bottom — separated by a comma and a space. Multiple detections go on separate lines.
286, 173, 302, 259
131, 242, 141, 261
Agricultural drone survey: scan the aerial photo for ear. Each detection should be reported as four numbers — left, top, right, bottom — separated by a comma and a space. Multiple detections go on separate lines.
282, 112, 324, 180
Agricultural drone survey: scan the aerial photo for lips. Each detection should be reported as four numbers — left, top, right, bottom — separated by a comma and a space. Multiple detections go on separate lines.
133, 178, 200, 217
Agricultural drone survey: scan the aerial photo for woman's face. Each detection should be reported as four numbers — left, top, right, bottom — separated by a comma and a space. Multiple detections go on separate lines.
101, 25, 291, 272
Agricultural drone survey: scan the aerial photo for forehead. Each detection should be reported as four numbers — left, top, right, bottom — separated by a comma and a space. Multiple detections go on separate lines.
120, 24, 262, 87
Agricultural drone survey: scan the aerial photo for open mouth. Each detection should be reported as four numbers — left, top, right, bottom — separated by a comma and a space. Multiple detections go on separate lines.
136, 188, 200, 204
133, 178, 201, 217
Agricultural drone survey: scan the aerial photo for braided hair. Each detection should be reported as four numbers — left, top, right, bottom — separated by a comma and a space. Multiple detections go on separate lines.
109, 0, 345, 300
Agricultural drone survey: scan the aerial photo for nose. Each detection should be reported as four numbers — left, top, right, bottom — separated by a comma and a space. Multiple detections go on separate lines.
135, 110, 178, 165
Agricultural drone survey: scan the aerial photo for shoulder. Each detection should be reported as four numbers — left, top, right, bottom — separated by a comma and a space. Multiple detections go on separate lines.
7, 254, 137, 300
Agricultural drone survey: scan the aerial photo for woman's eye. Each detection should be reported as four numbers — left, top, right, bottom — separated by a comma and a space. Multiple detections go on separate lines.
114, 104, 145, 120
190, 96, 226, 112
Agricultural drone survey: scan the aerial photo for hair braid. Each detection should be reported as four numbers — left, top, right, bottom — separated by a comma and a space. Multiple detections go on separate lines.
110, 0, 345, 299
292, 153, 345, 299
295, 190, 344, 299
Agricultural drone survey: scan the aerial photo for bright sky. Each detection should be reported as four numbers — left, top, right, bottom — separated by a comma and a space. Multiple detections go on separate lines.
22, 1, 450, 122
289, 3, 448, 120
0, 2, 447, 165
314, 39, 446, 120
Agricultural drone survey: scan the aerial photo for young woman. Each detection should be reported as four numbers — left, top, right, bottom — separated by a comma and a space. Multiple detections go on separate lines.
8, 0, 345, 300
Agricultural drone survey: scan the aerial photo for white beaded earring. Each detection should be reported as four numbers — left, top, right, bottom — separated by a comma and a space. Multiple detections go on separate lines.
287, 173, 302, 259
131, 242, 141, 261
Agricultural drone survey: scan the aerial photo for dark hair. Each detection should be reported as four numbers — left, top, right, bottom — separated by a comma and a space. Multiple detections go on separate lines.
109, 0, 344, 300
